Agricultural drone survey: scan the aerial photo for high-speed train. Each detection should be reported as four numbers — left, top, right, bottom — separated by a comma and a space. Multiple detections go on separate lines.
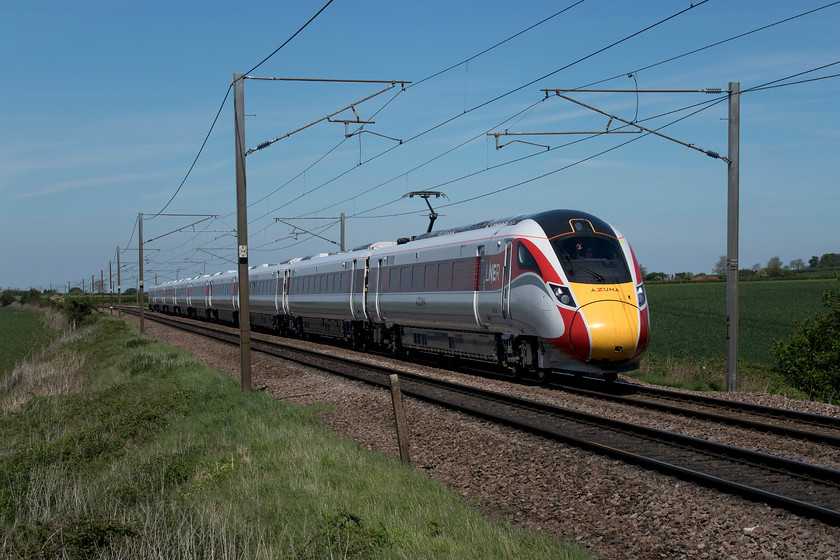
148, 209, 650, 380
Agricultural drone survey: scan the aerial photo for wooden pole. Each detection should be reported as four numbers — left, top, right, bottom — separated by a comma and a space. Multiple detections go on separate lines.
389, 374, 411, 465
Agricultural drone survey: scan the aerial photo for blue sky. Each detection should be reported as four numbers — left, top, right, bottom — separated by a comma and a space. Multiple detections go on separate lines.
1, 0, 838, 291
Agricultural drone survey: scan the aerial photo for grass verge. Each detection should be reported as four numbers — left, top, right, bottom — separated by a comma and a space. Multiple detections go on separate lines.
0, 315, 589, 559
631, 353, 807, 398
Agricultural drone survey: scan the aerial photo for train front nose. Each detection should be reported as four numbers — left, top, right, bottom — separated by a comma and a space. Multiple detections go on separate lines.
569, 300, 640, 362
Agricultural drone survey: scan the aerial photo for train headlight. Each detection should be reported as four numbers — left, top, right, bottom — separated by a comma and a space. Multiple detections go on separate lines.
550, 283, 576, 308
636, 284, 646, 307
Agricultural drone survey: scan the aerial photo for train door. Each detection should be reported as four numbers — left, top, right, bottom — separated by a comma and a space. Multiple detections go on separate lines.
205, 281, 212, 309
374, 258, 384, 321
473, 246, 485, 328
233, 278, 238, 311
360, 259, 368, 319
282, 270, 290, 315
502, 240, 513, 319
273, 271, 281, 314
350, 260, 359, 319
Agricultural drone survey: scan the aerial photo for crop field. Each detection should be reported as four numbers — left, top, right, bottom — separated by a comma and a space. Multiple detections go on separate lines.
644, 278, 837, 365
0, 306, 57, 375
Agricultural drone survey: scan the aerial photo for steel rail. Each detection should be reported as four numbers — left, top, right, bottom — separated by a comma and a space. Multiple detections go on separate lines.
547, 380, 840, 447
130, 310, 840, 525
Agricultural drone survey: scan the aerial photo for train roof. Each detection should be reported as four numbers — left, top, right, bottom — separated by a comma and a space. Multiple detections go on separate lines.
411, 209, 615, 242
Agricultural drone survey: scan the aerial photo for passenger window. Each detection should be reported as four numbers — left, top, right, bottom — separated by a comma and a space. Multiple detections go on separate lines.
400, 267, 411, 291
424, 265, 436, 290
412, 265, 424, 290
438, 262, 453, 290
389, 268, 399, 292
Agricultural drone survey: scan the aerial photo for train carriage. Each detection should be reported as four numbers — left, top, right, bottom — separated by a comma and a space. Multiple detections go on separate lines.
148, 209, 649, 380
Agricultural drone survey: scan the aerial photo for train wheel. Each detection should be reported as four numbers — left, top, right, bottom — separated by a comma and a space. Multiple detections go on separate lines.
351, 326, 368, 352
513, 338, 536, 378
387, 327, 403, 357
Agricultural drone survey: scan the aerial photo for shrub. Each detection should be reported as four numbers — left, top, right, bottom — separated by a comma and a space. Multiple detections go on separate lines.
19, 288, 42, 305
61, 297, 97, 328
772, 276, 840, 403
0, 291, 13, 307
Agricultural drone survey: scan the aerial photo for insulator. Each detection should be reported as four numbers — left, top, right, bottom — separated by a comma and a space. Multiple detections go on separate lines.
256, 141, 271, 151
705, 150, 720, 159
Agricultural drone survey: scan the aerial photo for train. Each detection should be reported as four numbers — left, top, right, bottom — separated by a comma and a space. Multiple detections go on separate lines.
148, 209, 650, 380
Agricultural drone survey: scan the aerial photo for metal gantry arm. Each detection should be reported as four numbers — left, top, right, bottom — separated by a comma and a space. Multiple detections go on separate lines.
245, 79, 410, 156
275, 218, 341, 249
543, 91, 730, 163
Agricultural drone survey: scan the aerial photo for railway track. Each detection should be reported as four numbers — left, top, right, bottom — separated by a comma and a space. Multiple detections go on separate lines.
546, 376, 840, 448
127, 309, 840, 525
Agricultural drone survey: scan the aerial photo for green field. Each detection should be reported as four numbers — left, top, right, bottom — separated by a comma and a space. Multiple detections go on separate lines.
0, 306, 58, 376
644, 278, 836, 365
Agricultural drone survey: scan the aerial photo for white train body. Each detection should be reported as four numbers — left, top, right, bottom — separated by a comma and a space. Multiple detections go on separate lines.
149, 210, 650, 378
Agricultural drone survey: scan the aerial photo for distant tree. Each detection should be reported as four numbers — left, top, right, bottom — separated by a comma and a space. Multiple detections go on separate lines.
790, 258, 806, 272
674, 272, 694, 281
124, 288, 137, 296
639, 264, 648, 279
20, 288, 42, 305
767, 256, 784, 277
644, 271, 666, 282
819, 253, 840, 268
809, 256, 820, 268
713, 255, 727, 276
713, 256, 724, 274
752, 263, 761, 272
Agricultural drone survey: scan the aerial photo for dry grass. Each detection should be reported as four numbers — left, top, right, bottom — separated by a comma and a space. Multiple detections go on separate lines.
1, 329, 84, 414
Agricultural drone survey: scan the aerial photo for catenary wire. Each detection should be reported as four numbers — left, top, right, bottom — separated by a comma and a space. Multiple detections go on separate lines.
291, 4, 840, 224
355, 59, 840, 221
234, 1, 586, 220
147, 86, 232, 220
146, 1, 335, 221
144, 3, 835, 279
241, 1, 710, 233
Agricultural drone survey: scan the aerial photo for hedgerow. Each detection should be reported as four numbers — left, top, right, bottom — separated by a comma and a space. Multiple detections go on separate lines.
772, 276, 840, 404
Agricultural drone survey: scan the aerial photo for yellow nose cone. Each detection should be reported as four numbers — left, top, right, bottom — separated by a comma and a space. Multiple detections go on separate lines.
581, 300, 640, 361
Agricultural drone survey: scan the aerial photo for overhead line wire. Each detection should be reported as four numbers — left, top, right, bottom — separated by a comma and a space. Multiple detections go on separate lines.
138, 1, 336, 274
239, 1, 584, 223
323, 4, 839, 222
243, 0, 335, 77
148, 85, 232, 219
246, 1, 709, 230
431, 97, 729, 211
358, 58, 840, 221
149, 2, 833, 274
741, 60, 840, 92
145, 0, 335, 223
408, 0, 587, 89
569, 1, 840, 93
240, 0, 575, 222
354, 94, 729, 220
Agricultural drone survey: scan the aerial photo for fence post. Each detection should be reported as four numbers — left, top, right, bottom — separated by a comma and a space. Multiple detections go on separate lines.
388, 374, 411, 465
